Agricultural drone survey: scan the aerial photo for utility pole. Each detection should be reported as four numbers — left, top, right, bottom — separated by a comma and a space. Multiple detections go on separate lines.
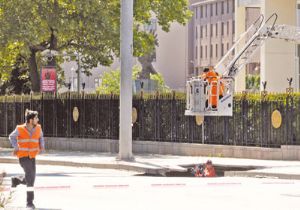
119, 0, 134, 160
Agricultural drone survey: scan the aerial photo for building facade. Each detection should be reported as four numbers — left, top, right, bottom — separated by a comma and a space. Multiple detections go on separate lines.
189, 0, 235, 76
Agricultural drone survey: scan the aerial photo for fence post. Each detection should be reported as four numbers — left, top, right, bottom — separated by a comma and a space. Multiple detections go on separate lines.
242, 91, 248, 146
52, 92, 55, 137
21, 94, 24, 123
139, 90, 144, 140
68, 91, 71, 138
109, 92, 113, 139
155, 91, 160, 141
286, 83, 294, 145
5, 95, 7, 136
81, 90, 85, 138
261, 89, 268, 147
13, 94, 16, 131
171, 91, 175, 142
41, 92, 44, 134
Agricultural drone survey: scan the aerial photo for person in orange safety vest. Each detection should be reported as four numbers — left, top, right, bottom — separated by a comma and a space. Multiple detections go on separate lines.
9, 110, 45, 209
191, 160, 216, 177
201, 67, 224, 109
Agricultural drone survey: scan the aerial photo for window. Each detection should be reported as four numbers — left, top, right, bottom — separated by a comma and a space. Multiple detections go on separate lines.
196, 46, 198, 59
221, 1, 224, 14
210, 44, 213, 58
216, 23, 218, 36
196, 26, 198, 40
205, 25, 208, 37
205, 45, 207, 58
221, 22, 224, 36
200, 6, 203, 18
216, 44, 218, 58
227, 43, 229, 51
227, 21, 229, 35
200, 26, 203, 38
227, 0, 229, 13
200, 46, 203, 58
233, 0, 235, 13
215, 3, 218, 15
221, 43, 224, 56
203, 5, 206, 18
195, 7, 198, 19
206, 5, 208, 17
210, 4, 213, 17
210, 24, 213, 36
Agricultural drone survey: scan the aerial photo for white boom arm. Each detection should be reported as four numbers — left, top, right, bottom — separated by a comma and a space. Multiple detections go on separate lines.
215, 13, 300, 79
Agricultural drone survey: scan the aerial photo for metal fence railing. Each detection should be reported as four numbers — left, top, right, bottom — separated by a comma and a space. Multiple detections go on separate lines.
0, 93, 299, 148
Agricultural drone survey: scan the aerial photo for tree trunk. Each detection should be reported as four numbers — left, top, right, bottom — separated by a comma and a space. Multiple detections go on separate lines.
28, 50, 40, 92
47, 29, 57, 66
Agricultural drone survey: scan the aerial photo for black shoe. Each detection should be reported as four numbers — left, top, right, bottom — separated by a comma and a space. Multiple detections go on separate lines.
26, 203, 35, 209
11, 177, 18, 188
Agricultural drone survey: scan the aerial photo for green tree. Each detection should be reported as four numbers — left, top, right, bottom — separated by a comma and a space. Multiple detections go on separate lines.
0, 57, 31, 95
97, 66, 169, 94
0, 0, 192, 92
246, 74, 260, 91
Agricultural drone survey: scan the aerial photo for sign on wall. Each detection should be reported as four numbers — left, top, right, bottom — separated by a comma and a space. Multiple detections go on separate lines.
238, 0, 261, 7
41, 67, 57, 92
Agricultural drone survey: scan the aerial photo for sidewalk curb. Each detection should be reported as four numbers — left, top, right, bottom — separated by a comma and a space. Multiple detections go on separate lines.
0, 157, 180, 176
225, 171, 300, 180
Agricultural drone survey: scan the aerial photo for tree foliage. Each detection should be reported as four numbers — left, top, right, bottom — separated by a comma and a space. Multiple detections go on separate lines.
97, 65, 169, 94
0, 0, 192, 92
246, 74, 260, 92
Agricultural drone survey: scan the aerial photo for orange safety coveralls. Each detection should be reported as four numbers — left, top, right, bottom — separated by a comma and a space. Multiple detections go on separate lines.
202, 71, 223, 108
203, 167, 216, 177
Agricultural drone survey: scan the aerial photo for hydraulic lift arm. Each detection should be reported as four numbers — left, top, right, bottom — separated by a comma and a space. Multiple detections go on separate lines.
185, 13, 300, 117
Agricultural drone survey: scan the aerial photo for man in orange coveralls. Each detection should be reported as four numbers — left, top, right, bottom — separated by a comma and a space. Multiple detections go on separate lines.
201, 67, 224, 109
191, 160, 216, 177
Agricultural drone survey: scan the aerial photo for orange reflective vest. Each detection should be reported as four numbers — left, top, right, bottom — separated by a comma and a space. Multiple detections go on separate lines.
202, 71, 220, 107
16, 124, 41, 159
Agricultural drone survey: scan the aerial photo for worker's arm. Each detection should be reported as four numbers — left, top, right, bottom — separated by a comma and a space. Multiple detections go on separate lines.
9, 128, 19, 156
9, 128, 19, 150
39, 130, 45, 152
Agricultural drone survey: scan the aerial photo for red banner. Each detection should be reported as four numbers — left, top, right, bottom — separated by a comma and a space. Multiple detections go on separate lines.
41, 67, 57, 92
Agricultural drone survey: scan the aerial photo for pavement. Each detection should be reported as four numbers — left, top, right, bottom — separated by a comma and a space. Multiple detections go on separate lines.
1, 147, 300, 180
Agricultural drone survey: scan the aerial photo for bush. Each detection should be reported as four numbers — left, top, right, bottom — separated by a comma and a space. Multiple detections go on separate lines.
0, 171, 12, 208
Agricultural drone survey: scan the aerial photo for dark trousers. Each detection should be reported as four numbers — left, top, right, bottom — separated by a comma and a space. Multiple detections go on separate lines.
13, 157, 36, 204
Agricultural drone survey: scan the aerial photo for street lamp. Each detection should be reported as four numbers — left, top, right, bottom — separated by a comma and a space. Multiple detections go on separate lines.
119, 0, 134, 160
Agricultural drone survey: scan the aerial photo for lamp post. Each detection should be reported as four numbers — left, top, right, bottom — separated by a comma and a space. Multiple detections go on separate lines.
119, 0, 134, 160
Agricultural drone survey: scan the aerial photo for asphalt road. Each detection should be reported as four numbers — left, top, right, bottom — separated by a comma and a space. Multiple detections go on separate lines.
1, 163, 300, 210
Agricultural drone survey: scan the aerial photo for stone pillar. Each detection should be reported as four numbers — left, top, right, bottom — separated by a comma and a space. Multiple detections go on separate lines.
261, 0, 297, 92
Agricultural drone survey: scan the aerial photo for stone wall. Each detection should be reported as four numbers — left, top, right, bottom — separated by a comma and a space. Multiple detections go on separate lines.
1, 137, 300, 160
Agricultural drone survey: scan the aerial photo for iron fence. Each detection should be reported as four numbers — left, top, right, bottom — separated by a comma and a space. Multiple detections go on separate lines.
0, 93, 299, 148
